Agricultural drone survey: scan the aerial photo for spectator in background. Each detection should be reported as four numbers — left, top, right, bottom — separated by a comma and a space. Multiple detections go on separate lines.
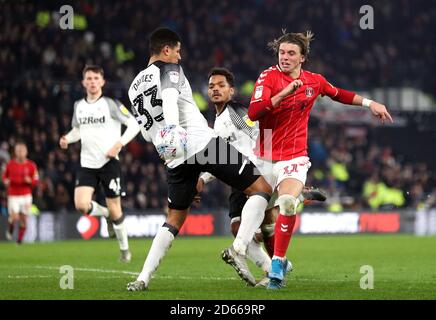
0, 1, 435, 213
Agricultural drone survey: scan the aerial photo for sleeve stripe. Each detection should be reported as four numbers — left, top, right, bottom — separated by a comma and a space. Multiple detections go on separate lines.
228, 106, 257, 140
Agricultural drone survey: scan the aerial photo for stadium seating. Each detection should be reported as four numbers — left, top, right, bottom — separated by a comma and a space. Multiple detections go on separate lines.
1, 1, 435, 212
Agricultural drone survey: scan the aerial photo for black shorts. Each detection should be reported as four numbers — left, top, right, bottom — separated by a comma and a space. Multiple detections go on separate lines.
76, 159, 125, 198
166, 137, 260, 210
228, 187, 248, 219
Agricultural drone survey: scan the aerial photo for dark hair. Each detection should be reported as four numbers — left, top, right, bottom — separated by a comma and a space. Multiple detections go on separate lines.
208, 67, 235, 87
149, 27, 181, 55
268, 29, 314, 59
14, 139, 26, 147
82, 65, 104, 78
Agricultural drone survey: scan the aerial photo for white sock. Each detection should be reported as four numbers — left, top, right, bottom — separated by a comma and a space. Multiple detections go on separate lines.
89, 201, 109, 217
137, 225, 175, 286
233, 195, 268, 255
113, 221, 129, 251
247, 238, 271, 273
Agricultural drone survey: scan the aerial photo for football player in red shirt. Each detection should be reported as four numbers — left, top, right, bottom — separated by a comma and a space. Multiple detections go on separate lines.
2, 141, 39, 244
248, 30, 393, 289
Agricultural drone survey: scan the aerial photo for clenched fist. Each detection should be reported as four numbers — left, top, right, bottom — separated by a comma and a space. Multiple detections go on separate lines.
59, 136, 69, 149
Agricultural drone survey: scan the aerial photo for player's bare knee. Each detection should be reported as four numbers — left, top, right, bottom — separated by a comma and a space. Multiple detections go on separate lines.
263, 208, 276, 225
245, 176, 272, 197
108, 209, 122, 221
107, 202, 122, 220
256, 177, 272, 195
261, 223, 275, 238
75, 201, 90, 215
254, 231, 263, 243
106, 197, 121, 212
275, 194, 299, 216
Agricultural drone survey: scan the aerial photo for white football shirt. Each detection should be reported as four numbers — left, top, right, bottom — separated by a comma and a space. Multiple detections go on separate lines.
128, 61, 216, 168
71, 96, 132, 168
214, 101, 259, 162
199, 101, 260, 184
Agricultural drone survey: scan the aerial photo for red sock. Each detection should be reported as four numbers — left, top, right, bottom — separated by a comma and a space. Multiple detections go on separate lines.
8, 221, 14, 234
17, 226, 26, 243
273, 214, 296, 258
263, 234, 275, 258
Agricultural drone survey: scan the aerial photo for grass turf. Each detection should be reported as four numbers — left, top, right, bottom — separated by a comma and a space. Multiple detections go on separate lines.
0, 235, 435, 300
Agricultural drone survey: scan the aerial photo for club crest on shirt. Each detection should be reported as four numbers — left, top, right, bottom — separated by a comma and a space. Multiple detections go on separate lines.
254, 86, 263, 99
120, 105, 130, 115
168, 71, 180, 84
305, 87, 314, 97
243, 115, 256, 127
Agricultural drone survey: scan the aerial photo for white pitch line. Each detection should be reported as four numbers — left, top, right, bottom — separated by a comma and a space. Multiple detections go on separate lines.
33, 265, 238, 281
34, 265, 139, 276
32, 265, 363, 282
8, 275, 52, 279
7, 275, 132, 280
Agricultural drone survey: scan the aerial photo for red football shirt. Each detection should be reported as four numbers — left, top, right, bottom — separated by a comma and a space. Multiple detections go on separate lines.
2, 159, 39, 196
249, 65, 341, 161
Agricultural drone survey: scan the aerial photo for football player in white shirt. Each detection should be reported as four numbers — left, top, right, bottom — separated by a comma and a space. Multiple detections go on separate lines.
196, 67, 326, 286
127, 28, 274, 291
59, 65, 140, 262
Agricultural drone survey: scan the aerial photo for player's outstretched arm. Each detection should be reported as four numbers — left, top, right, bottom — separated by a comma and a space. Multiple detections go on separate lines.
106, 117, 140, 158
60, 127, 81, 149
162, 87, 180, 126
193, 178, 205, 205
351, 95, 394, 124
59, 135, 69, 149
193, 174, 216, 205
322, 76, 393, 124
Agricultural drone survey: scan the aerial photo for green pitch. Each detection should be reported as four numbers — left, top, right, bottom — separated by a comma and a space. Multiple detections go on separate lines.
1, 235, 435, 300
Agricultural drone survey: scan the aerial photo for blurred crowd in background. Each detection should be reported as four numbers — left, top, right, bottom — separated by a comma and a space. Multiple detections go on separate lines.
1, 0, 436, 214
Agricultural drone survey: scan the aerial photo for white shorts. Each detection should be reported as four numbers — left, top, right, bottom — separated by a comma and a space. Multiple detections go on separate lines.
7, 195, 32, 215
254, 156, 311, 189
253, 156, 312, 209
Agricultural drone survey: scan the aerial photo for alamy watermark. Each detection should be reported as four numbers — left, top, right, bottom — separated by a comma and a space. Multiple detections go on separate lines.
59, 5, 74, 30
59, 265, 74, 289
182, 129, 274, 177
359, 5, 374, 30
359, 265, 374, 290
